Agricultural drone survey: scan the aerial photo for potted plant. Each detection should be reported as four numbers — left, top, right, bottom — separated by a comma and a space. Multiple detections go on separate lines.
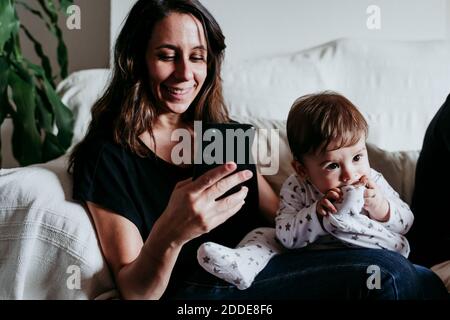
0, 0, 74, 167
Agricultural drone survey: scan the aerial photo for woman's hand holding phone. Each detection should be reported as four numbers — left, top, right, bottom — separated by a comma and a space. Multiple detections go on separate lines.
159, 162, 253, 246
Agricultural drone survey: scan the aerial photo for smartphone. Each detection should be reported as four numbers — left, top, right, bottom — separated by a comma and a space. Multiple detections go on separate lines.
193, 122, 257, 200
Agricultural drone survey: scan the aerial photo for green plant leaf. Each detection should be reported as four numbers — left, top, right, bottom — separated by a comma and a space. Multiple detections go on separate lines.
42, 79, 73, 149
35, 90, 53, 132
22, 58, 54, 116
16, 1, 51, 26
1, 0, 74, 166
0, 57, 9, 120
8, 71, 43, 166
23, 57, 73, 151
58, 0, 73, 14
0, 0, 20, 53
42, 131, 65, 162
0, 57, 9, 166
20, 25, 54, 87
17, 1, 58, 79
37, 0, 69, 79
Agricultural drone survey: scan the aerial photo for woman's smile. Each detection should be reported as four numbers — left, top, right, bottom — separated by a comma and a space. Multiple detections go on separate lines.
162, 84, 196, 101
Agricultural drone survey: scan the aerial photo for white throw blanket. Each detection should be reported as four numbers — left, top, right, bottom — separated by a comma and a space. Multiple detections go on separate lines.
0, 155, 117, 300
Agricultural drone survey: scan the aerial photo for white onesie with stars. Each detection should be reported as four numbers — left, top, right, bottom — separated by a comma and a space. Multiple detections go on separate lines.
197, 168, 413, 290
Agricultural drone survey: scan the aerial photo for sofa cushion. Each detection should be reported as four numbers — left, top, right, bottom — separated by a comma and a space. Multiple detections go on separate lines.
366, 144, 419, 205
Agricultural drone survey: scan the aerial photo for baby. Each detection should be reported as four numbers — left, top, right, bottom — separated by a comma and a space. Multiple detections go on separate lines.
197, 92, 414, 290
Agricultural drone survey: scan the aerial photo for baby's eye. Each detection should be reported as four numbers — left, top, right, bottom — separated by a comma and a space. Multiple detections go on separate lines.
353, 154, 362, 162
326, 163, 339, 170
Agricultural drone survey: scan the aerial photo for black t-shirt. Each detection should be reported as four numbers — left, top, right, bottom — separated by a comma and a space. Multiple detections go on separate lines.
72, 133, 263, 283
409, 94, 450, 267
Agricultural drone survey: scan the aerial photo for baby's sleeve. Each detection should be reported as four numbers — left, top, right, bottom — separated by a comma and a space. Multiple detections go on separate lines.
371, 170, 414, 235
275, 175, 327, 249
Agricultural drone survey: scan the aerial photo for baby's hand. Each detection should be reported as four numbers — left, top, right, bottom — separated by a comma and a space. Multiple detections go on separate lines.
316, 188, 343, 217
362, 179, 390, 222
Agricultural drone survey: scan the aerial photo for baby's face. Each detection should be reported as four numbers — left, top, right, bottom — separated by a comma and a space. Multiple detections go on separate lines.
297, 136, 371, 194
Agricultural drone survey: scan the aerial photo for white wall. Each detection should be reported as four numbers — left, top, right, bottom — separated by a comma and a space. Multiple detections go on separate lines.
448, 0, 450, 38
111, 0, 449, 64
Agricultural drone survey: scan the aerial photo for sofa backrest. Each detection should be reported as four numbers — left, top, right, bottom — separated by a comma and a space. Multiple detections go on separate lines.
222, 38, 450, 152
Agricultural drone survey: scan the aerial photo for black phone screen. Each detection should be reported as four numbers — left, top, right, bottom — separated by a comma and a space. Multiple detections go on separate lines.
193, 122, 256, 200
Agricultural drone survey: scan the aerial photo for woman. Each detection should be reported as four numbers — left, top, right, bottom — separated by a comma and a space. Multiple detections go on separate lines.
70, 0, 447, 300
409, 94, 450, 268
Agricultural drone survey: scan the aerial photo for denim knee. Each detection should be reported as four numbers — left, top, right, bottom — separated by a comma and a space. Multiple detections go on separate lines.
413, 264, 448, 300
366, 250, 421, 300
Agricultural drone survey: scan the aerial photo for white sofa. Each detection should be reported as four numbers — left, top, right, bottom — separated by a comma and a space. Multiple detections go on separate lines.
1, 39, 450, 299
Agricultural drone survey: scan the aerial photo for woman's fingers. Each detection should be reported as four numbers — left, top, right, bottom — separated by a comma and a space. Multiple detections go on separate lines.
191, 162, 238, 193
176, 177, 194, 188
211, 197, 247, 227
205, 169, 253, 200
214, 186, 249, 213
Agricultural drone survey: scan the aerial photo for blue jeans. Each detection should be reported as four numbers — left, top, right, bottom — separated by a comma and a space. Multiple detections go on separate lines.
168, 248, 448, 300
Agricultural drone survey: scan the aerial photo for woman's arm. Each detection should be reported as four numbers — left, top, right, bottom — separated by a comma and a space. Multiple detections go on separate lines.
87, 202, 181, 300
257, 172, 280, 225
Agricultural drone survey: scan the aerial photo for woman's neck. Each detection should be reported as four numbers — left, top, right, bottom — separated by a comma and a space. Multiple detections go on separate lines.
153, 112, 189, 131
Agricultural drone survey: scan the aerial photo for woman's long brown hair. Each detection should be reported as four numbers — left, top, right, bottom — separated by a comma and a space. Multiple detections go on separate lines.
68, 0, 229, 173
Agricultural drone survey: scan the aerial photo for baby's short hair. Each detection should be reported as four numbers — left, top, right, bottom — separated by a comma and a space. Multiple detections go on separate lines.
286, 91, 368, 162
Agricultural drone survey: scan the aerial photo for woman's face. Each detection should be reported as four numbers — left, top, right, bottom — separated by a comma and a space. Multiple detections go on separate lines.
146, 13, 208, 115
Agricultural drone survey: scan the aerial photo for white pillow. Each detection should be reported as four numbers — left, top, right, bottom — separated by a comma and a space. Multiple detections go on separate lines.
57, 69, 111, 149
223, 39, 450, 151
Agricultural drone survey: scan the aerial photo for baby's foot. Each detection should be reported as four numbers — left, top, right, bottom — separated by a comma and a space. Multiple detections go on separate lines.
197, 242, 273, 290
